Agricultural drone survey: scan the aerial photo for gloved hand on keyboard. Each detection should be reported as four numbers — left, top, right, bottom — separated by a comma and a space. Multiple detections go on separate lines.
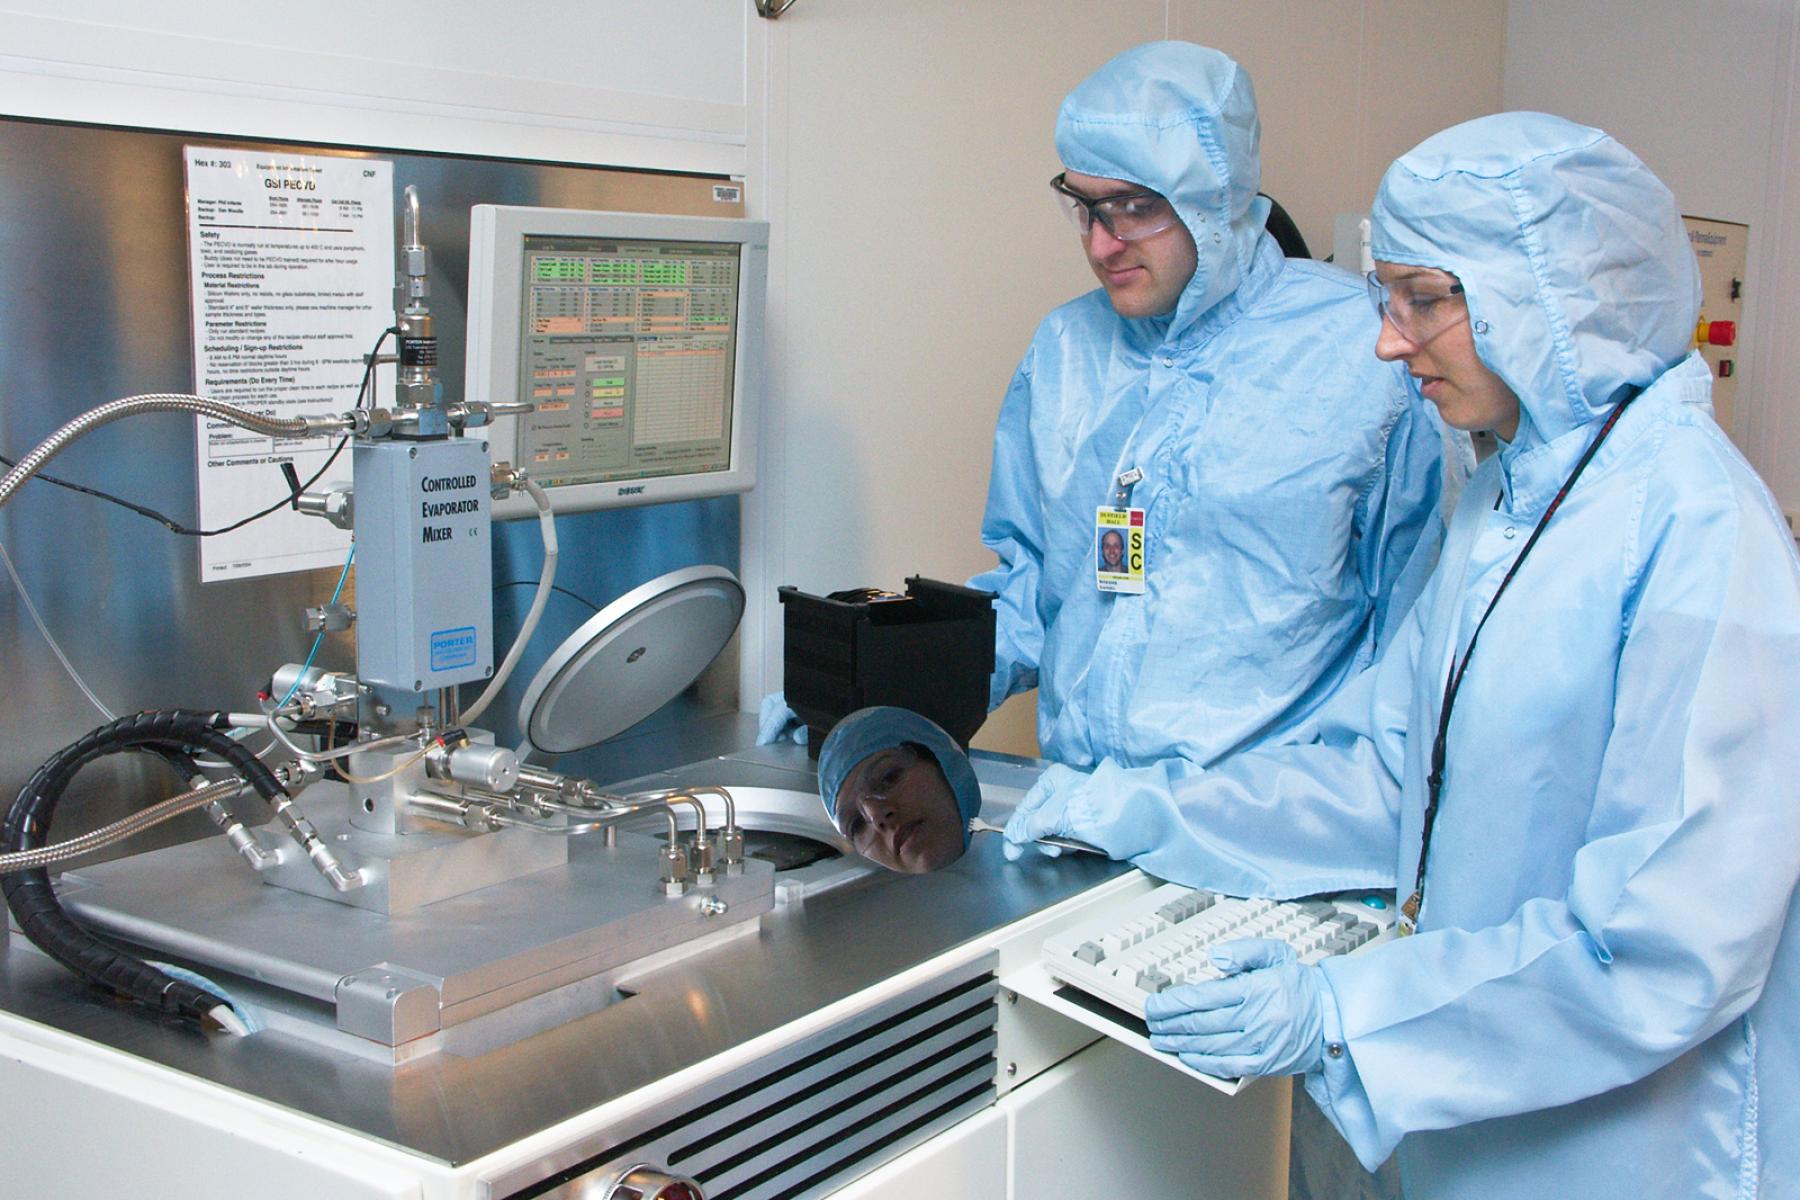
755, 692, 808, 746
1001, 763, 1095, 860
1144, 938, 1328, 1078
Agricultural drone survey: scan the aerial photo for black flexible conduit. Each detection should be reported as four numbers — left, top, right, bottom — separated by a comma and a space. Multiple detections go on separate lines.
1, 710, 288, 1022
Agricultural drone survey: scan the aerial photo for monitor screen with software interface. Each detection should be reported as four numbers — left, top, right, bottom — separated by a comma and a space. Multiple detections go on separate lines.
467, 206, 768, 519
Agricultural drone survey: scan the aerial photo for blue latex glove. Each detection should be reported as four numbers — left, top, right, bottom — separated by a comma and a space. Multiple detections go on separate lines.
1000, 763, 1091, 860
755, 691, 808, 746
1144, 939, 1328, 1078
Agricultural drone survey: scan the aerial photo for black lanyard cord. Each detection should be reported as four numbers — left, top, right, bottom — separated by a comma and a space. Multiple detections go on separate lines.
1401, 388, 1640, 931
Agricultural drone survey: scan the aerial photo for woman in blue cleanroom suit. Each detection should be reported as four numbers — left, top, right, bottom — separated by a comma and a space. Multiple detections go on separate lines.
971, 41, 1451, 772
1006, 112, 1800, 1197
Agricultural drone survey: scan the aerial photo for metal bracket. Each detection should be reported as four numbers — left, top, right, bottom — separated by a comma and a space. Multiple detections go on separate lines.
336, 963, 443, 1044
754, 0, 796, 17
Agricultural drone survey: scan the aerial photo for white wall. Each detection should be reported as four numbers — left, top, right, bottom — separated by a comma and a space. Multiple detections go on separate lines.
752, 0, 1507, 754
0, 2, 752, 174
1503, 0, 1800, 512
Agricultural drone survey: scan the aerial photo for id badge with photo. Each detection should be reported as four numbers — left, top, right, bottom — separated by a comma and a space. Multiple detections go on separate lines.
1095, 507, 1146, 594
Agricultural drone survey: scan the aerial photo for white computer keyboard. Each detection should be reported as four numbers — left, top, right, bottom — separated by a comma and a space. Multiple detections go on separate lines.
1042, 883, 1397, 1019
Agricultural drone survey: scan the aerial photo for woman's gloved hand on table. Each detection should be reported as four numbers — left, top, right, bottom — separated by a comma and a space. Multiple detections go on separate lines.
1001, 762, 1098, 860
1144, 938, 1330, 1078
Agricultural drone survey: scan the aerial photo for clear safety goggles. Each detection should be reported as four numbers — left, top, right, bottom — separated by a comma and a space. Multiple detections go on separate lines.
1366, 269, 1469, 345
1050, 173, 1180, 242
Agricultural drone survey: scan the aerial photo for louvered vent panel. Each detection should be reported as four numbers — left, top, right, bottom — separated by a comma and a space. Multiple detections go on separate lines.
506, 957, 999, 1199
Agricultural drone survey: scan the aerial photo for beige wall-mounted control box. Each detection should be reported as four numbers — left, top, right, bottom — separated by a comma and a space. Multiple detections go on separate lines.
1683, 216, 1749, 440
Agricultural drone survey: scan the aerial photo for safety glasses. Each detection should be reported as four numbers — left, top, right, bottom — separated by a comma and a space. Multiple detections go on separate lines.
1366, 269, 1469, 345
1050, 173, 1180, 242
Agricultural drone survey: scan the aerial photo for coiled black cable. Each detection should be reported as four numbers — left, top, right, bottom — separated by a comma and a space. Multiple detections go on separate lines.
1, 710, 287, 1023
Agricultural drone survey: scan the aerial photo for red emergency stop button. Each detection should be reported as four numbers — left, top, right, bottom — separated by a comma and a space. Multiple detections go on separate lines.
1708, 321, 1737, 346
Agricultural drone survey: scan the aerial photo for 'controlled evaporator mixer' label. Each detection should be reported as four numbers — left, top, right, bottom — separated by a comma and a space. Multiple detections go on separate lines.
418, 473, 482, 543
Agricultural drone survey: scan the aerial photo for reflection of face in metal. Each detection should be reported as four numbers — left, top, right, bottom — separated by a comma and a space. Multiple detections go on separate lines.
1100, 528, 1125, 570
832, 743, 967, 873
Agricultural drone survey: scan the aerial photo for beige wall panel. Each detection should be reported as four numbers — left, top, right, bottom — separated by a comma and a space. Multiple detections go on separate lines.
1752, 20, 1800, 519
1359, 1, 1508, 208
774, 0, 1167, 593
1503, 0, 1798, 506
762, 2, 1171, 755
770, 2, 1173, 752
1505, 0, 1782, 224
1171, 1, 1366, 259
1171, 0, 1506, 255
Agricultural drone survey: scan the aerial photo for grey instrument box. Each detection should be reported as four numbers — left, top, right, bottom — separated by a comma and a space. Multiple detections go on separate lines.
352, 437, 493, 690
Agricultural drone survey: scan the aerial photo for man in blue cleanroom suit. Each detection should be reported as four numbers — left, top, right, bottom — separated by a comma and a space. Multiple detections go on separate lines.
970, 41, 1450, 772
1005, 112, 1800, 1197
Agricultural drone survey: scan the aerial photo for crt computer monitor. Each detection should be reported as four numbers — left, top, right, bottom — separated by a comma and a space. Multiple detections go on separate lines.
466, 205, 768, 519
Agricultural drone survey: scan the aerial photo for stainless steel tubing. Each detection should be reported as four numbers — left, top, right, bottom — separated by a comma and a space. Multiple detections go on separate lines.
627, 785, 742, 869
660, 794, 710, 846
0, 394, 349, 509
407, 791, 501, 831
513, 765, 581, 799
410, 791, 610, 836
0, 779, 246, 873
266, 791, 362, 891
414, 789, 689, 892
631, 785, 740, 842
487, 809, 609, 836
623, 798, 684, 844
527, 795, 612, 820
447, 786, 682, 845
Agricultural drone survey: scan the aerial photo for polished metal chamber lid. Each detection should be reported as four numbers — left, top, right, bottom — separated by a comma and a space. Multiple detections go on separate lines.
516, 564, 745, 756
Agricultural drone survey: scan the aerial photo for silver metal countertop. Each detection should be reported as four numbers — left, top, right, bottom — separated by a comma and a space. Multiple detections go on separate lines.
0, 737, 1130, 1167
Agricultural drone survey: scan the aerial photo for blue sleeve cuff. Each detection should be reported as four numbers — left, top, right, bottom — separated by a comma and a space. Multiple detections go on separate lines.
1303, 970, 1395, 1173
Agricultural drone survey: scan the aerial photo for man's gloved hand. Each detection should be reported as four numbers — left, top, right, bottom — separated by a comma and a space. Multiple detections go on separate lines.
1144, 939, 1328, 1078
755, 692, 808, 746
1001, 763, 1091, 860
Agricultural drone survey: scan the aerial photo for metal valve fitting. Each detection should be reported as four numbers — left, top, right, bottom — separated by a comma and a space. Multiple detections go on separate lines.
691, 836, 716, 883
304, 602, 355, 633
425, 741, 521, 793
715, 826, 746, 875
295, 481, 355, 529
658, 843, 690, 897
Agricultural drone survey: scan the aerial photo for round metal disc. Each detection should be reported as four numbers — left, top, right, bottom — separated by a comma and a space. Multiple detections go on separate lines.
515, 565, 745, 756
